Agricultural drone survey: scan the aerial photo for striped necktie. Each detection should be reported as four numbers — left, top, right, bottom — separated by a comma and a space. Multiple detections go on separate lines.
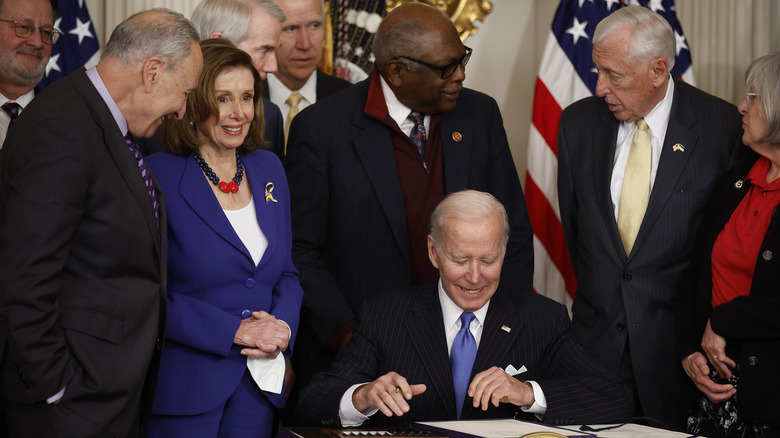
2, 102, 21, 130
125, 134, 159, 226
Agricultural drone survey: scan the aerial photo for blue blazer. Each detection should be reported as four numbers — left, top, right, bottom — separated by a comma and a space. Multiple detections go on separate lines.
146, 149, 302, 415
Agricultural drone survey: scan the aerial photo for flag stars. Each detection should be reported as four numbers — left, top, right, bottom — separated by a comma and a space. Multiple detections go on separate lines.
648, 0, 666, 12
577, 0, 594, 7
674, 31, 689, 55
69, 17, 94, 44
603, 0, 620, 10
45, 53, 61, 76
566, 17, 589, 45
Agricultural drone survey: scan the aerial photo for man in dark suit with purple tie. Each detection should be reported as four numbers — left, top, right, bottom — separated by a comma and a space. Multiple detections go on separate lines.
0, 9, 202, 437
297, 190, 633, 427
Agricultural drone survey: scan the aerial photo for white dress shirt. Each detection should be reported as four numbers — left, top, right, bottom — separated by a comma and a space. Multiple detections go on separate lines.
610, 77, 675, 220
379, 76, 430, 139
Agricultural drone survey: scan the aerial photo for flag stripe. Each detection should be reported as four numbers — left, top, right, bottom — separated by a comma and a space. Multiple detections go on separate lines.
531, 78, 562, 157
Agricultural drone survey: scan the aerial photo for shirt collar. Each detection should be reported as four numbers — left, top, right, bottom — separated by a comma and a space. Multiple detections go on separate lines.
437, 278, 490, 331
86, 66, 128, 136
620, 74, 675, 140
379, 75, 415, 131
1, 89, 35, 108
267, 72, 317, 108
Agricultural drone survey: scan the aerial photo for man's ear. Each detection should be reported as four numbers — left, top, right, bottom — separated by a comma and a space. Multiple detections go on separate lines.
209, 32, 224, 39
427, 234, 439, 270
142, 57, 165, 93
651, 56, 669, 88
384, 60, 405, 88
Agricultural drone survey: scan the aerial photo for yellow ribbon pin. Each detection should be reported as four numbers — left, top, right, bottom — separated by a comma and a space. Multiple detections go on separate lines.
264, 182, 277, 203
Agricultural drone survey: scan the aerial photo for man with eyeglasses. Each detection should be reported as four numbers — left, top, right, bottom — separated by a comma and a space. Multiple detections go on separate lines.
284, 2, 533, 414
0, 0, 57, 149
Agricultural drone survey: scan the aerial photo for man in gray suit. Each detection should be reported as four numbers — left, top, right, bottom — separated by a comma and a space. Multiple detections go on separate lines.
557, 6, 743, 427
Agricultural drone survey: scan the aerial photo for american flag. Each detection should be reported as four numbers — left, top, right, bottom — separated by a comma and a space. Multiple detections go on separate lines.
525, 0, 694, 306
38, 0, 100, 89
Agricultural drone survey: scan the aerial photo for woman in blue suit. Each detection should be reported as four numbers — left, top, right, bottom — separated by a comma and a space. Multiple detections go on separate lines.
143, 39, 303, 437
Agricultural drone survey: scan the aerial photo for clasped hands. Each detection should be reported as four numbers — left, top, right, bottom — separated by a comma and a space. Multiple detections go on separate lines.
352, 367, 534, 417
234, 311, 289, 358
682, 319, 737, 403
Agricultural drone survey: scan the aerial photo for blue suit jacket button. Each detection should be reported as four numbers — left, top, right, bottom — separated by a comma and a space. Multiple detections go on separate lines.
241, 309, 252, 319
245, 278, 256, 288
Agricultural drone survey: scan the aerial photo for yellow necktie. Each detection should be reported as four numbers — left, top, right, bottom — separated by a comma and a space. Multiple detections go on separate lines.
618, 118, 651, 255
284, 91, 304, 154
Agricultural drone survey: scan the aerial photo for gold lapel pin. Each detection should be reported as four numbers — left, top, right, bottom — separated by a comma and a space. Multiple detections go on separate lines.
452, 131, 462, 142
672, 143, 685, 152
264, 182, 278, 203
501, 325, 511, 333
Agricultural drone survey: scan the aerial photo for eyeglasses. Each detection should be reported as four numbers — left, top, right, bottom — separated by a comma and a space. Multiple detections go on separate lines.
0, 18, 61, 44
746, 91, 758, 109
395, 46, 472, 80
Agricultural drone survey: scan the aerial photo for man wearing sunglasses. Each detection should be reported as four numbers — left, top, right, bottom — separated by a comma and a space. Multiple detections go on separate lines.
0, 0, 56, 149
284, 2, 533, 413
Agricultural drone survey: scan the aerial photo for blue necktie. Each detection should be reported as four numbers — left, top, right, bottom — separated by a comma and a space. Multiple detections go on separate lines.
451, 311, 477, 418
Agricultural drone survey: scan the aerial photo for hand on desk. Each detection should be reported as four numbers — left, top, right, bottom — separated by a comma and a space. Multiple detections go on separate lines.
235, 311, 290, 358
353, 372, 427, 417
468, 366, 534, 410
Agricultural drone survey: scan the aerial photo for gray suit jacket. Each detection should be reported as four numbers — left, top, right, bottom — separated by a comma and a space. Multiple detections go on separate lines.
557, 78, 742, 426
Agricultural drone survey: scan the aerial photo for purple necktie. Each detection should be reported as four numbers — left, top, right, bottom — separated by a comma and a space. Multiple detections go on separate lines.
408, 111, 427, 158
451, 311, 477, 418
2, 102, 21, 130
125, 134, 159, 226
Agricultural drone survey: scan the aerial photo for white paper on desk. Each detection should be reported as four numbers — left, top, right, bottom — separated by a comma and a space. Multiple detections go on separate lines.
414, 419, 591, 438
558, 423, 697, 438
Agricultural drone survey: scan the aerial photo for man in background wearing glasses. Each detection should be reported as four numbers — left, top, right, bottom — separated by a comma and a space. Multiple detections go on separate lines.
0, 0, 57, 149
284, 2, 533, 416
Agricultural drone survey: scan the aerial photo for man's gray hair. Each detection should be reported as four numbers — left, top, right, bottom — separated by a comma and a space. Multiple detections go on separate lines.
191, 0, 285, 44
102, 8, 199, 69
430, 190, 510, 250
593, 5, 676, 71
745, 53, 780, 145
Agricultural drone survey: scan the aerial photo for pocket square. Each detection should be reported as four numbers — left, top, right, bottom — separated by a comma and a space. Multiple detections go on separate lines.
504, 364, 527, 376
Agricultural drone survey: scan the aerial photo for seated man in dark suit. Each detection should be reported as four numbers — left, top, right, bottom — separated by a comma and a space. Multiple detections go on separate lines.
297, 191, 633, 427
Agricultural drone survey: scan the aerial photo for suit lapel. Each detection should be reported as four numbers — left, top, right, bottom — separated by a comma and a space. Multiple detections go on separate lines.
71, 70, 162, 254
472, 293, 523, 375
247, 158, 278, 269
352, 82, 411, 262
406, 284, 457, 418
179, 156, 252, 260
593, 110, 624, 255
440, 113, 469, 192
633, 80, 697, 254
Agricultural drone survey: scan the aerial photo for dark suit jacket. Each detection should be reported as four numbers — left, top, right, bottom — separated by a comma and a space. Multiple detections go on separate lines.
557, 78, 743, 426
135, 97, 285, 160
297, 282, 633, 427
144, 150, 302, 417
284, 75, 533, 356
262, 69, 352, 104
0, 68, 166, 437
676, 154, 780, 426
